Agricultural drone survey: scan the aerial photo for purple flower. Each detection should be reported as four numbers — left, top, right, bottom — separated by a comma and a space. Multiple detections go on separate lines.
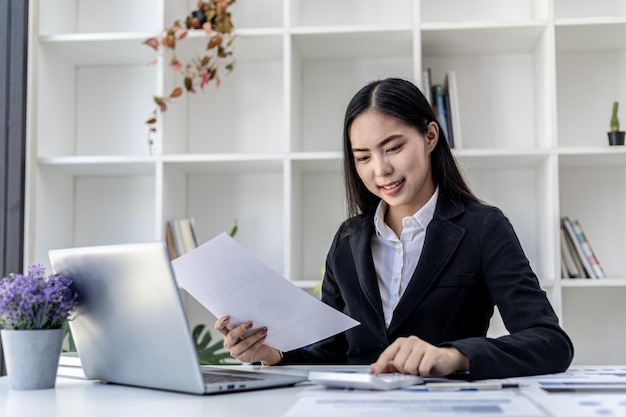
0, 264, 78, 330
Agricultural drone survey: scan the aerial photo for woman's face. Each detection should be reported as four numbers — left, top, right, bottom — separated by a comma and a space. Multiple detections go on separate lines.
350, 110, 438, 218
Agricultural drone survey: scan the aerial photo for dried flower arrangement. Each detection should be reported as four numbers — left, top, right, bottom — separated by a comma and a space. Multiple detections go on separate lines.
143, 0, 236, 148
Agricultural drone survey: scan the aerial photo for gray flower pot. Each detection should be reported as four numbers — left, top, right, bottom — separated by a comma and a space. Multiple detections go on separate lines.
1, 328, 64, 390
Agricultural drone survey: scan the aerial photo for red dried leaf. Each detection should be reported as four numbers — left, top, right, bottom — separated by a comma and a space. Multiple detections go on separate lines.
143, 38, 159, 50
170, 58, 182, 71
200, 71, 210, 90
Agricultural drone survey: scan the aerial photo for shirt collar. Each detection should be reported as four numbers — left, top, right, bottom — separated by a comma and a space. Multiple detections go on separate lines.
373, 186, 439, 238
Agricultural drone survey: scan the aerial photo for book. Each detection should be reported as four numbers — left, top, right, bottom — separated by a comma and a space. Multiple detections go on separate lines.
431, 84, 451, 147
560, 227, 582, 278
165, 222, 178, 260
572, 219, 606, 279
169, 220, 185, 259
178, 218, 197, 254
167, 218, 199, 259
443, 70, 462, 149
422, 67, 432, 105
561, 216, 595, 278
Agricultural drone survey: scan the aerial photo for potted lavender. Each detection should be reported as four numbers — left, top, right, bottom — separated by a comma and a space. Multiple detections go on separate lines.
0, 264, 78, 390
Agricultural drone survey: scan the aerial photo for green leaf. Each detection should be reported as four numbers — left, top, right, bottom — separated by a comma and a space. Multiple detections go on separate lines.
192, 323, 231, 365
229, 218, 238, 237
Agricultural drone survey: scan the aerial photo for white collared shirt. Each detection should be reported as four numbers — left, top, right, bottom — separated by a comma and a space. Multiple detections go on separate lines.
371, 187, 439, 329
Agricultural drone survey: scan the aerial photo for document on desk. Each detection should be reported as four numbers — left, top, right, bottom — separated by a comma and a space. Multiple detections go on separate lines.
285, 389, 544, 417
171, 232, 360, 352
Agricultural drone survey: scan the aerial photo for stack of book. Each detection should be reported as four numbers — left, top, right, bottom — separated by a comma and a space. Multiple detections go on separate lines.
422, 68, 462, 149
560, 216, 605, 279
165, 218, 198, 260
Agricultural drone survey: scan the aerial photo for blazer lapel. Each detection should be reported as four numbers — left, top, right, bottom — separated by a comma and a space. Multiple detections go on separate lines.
349, 214, 386, 325
387, 198, 466, 334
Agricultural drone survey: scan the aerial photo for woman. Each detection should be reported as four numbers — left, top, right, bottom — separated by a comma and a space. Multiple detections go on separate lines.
215, 78, 573, 379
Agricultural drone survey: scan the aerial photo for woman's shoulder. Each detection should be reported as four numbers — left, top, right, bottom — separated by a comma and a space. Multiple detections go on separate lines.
440, 196, 504, 219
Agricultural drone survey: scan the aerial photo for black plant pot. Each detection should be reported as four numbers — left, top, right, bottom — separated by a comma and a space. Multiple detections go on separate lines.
607, 131, 625, 146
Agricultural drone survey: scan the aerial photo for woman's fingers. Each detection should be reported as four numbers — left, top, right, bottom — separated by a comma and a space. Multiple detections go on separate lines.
215, 316, 276, 363
229, 327, 268, 358
214, 315, 231, 336
223, 321, 252, 349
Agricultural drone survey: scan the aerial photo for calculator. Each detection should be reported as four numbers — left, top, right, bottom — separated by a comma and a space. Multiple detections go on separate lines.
308, 370, 423, 391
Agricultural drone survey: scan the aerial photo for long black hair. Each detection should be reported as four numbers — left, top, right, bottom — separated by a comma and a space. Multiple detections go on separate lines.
342, 78, 479, 218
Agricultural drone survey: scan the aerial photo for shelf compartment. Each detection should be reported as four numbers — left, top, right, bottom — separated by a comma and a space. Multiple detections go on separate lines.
289, 0, 413, 28
38, 0, 163, 35
161, 163, 285, 275
161, 33, 284, 155
288, 159, 345, 282
562, 287, 626, 364
290, 30, 414, 153
421, 0, 548, 24
423, 23, 553, 151
36, 42, 157, 158
33, 165, 157, 268
458, 154, 556, 280
555, 22, 626, 149
559, 165, 626, 279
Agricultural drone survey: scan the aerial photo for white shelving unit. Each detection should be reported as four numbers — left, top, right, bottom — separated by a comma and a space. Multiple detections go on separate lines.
25, 0, 626, 365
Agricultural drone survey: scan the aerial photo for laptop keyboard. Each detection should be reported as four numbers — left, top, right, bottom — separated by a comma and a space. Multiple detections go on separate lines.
202, 372, 261, 384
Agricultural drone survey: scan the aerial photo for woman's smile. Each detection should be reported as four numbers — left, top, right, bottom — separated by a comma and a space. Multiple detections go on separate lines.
380, 179, 405, 194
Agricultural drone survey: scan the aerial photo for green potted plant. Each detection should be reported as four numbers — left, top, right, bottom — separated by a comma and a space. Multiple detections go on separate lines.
608, 101, 625, 145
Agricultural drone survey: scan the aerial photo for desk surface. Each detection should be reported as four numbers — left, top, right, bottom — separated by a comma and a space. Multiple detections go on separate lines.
2, 365, 626, 417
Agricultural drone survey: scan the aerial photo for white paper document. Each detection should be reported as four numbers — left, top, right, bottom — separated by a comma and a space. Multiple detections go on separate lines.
285, 389, 543, 417
171, 233, 360, 352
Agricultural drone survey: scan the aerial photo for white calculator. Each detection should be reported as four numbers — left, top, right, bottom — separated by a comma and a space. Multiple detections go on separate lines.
308, 370, 423, 391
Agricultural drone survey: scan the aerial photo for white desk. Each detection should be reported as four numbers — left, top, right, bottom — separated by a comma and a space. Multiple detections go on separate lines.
0, 376, 305, 417
2, 366, 626, 417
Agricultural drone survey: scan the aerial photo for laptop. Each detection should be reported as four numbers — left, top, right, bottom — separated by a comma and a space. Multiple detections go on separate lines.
49, 242, 307, 395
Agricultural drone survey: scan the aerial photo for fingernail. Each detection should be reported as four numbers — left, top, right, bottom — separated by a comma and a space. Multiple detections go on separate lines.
244, 321, 253, 329
259, 327, 268, 335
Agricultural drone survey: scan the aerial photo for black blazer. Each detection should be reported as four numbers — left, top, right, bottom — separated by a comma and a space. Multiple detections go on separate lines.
282, 195, 574, 379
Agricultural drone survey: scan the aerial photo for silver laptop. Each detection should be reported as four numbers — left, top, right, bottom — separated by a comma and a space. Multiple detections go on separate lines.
49, 242, 307, 395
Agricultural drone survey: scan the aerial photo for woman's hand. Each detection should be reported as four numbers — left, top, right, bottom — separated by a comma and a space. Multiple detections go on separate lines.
214, 315, 282, 365
370, 335, 469, 376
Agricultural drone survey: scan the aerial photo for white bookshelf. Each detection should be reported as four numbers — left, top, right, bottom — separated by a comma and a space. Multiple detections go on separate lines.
25, 0, 626, 365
